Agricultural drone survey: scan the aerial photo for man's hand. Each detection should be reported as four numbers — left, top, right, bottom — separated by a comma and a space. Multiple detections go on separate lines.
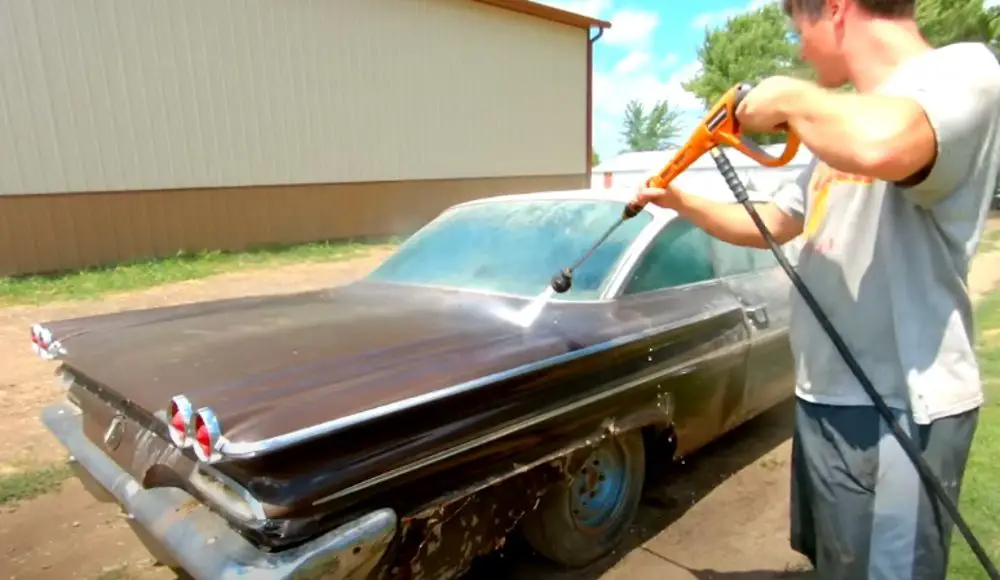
630, 184, 682, 211
736, 76, 814, 134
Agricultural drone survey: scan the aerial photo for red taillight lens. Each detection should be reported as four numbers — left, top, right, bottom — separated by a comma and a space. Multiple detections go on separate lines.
195, 415, 212, 458
192, 407, 221, 462
167, 395, 193, 447
31, 324, 50, 347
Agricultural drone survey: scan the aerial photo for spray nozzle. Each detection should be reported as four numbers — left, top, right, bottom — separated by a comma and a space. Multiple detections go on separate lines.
550, 268, 573, 294
549, 201, 642, 294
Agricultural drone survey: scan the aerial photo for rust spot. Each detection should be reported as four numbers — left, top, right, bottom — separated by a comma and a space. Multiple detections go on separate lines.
385, 437, 598, 579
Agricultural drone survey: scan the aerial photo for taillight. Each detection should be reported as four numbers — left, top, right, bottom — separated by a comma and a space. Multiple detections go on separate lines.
29, 324, 64, 360
167, 395, 194, 447
30, 324, 56, 359
192, 407, 221, 462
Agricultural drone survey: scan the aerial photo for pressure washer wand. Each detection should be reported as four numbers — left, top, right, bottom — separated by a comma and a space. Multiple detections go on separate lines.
550, 202, 642, 293
709, 146, 1000, 580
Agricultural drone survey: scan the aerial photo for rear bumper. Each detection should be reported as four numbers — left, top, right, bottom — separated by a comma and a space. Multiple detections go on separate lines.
41, 401, 398, 580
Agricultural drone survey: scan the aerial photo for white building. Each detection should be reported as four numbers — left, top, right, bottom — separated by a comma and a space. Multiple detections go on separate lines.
592, 143, 815, 200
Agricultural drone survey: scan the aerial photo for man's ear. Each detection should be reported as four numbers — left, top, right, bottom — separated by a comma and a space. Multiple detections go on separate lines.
828, 0, 846, 24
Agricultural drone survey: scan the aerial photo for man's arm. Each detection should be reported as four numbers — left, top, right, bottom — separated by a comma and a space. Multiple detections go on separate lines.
775, 85, 937, 183
669, 191, 803, 249
776, 71, 997, 206
653, 162, 811, 249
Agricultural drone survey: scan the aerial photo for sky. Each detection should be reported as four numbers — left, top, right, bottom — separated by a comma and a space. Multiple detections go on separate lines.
536, 0, 778, 161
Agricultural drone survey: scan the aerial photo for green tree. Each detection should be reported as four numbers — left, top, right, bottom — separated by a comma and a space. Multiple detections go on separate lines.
592, 148, 601, 167
620, 99, 683, 152
683, 0, 1000, 145
682, 4, 809, 145
991, 6, 1000, 52
916, 0, 997, 47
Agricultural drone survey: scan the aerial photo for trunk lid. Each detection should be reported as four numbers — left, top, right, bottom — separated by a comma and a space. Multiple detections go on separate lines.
38, 281, 577, 449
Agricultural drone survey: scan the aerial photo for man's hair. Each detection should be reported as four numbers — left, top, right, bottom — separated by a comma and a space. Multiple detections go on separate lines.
782, 0, 916, 19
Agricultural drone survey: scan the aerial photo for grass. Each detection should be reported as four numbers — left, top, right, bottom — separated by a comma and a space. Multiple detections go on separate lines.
948, 290, 1000, 579
0, 462, 74, 505
0, 238, 397, 307
982, 228, 1000, 252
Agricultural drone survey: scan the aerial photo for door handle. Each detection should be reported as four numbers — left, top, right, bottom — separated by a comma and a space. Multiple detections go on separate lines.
744, 304, 769, 328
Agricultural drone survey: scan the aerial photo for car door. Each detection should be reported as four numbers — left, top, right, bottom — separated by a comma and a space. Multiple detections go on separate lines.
615, 217, 752, 456
710, 236, 795, 423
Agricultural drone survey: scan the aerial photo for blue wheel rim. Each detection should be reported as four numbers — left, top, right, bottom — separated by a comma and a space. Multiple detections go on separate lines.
569, 442, 628, 529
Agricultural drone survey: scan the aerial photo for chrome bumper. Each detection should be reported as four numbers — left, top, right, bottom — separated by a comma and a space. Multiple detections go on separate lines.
41, 401, 398, 580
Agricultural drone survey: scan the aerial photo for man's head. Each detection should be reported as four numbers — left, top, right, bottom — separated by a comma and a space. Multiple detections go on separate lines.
782, 0, 918, 88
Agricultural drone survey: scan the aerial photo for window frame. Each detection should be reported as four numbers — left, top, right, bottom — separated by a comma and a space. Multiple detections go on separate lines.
614, 208, 787, 298
616, 216, 721, 297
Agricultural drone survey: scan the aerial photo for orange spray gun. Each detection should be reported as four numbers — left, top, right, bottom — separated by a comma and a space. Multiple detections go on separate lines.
549, 82, 801, 293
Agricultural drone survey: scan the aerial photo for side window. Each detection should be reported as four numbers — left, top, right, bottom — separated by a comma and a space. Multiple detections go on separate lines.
711, 238, 754, 277
623, 219, 715, 295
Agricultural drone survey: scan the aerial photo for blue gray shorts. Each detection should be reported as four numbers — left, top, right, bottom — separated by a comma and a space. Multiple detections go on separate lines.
789, 398, 979, 580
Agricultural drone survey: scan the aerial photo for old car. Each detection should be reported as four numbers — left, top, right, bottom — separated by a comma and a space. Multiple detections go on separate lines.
34, 187, 800, 580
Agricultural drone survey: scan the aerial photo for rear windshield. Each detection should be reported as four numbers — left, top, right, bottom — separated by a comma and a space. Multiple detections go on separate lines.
366, 199, 652, 299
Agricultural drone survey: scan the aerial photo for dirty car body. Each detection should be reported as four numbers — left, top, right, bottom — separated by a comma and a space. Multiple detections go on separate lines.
35, 188, 799, 579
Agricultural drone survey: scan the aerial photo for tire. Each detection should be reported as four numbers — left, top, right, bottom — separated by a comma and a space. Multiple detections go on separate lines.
520, 429, 646, 568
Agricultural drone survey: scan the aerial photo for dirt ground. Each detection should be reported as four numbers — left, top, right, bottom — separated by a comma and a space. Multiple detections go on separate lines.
1, 219, 999, 580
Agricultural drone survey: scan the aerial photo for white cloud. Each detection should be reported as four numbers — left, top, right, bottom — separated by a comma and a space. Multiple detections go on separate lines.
986, 0, 999, 8
613, 51, 650, 75
602, 9, 659, 47
691, 0, 778, 31
592, 59, 706, 154
593, 60, 704, 120
538, 1, 711, 156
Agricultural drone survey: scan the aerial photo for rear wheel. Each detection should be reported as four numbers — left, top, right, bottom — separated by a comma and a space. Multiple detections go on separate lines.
520, 430, 646, 568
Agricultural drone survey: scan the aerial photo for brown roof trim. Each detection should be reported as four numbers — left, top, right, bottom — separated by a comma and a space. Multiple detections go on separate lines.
474, 0, 612, 30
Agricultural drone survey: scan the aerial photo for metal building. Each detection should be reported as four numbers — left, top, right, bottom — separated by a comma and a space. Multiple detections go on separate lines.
591, 144, 817, 197
0, 0, 609, 276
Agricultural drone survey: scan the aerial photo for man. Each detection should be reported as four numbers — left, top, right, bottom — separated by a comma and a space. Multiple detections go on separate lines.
632, 0, 1000, 578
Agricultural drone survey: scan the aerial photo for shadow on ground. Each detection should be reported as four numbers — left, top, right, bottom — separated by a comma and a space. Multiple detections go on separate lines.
462, 397, 809, 580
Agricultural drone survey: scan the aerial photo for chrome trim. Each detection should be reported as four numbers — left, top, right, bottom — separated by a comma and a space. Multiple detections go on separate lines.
601, 214, 671, 298
41, 401, 398, 580
188, 464, 268, 522
313, 337, 747, 506
215, 303, 742, 460
167, 395, 194, 448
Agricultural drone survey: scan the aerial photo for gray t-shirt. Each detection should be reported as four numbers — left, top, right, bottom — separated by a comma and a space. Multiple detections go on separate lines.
772, 42, 1000, 424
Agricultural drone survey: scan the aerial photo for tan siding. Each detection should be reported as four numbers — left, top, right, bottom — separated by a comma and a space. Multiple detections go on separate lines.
0, 174, 587, 276
0, 0, 588, 196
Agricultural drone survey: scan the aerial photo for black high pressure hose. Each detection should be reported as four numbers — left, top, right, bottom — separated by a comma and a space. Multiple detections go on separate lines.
708, 146, 999, 579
